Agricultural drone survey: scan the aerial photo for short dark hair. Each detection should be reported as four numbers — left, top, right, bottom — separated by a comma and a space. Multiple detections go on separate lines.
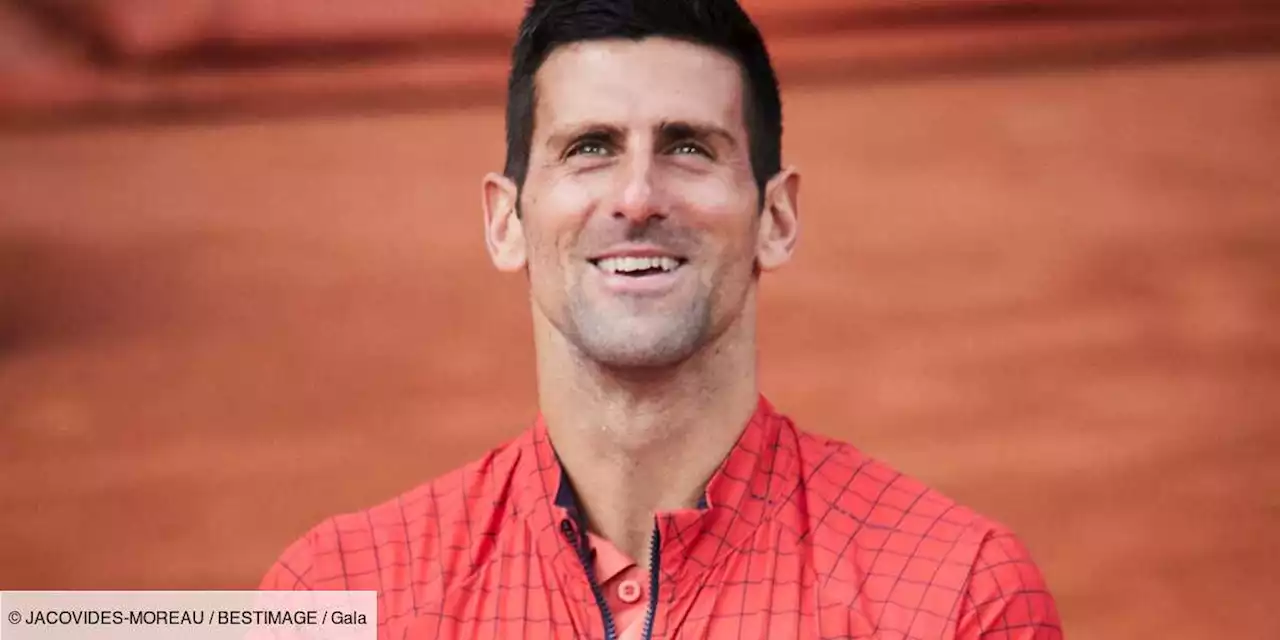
503, 0, 783, 194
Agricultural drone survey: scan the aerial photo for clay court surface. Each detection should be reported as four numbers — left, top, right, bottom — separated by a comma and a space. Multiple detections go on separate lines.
1, 20, 1278, 640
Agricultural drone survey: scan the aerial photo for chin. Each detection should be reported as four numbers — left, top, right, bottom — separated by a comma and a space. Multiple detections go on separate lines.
580, 336, 701, 370
564, 297, 716, 370
590, 349, 694, 371
574, 322, 707, 370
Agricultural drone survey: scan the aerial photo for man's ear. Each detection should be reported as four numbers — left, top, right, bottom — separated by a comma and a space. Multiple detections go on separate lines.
482, 172, 527, 272
757, 167, 800, 271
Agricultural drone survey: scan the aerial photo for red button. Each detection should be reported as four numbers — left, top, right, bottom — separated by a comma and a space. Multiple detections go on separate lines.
617, 580, 643, 604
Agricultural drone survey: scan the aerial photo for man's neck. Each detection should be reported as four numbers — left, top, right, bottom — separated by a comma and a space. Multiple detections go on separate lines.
534, 313, 759, 568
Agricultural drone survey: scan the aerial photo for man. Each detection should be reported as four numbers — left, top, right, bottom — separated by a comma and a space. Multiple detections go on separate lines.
260, 1, 1063, 638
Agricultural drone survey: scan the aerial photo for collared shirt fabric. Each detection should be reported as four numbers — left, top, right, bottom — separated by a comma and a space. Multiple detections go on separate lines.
586, 532, 649, 640
261, 396, 1063, 639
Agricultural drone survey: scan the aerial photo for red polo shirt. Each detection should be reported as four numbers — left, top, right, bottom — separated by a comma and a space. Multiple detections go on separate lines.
261, 396, 1063, 639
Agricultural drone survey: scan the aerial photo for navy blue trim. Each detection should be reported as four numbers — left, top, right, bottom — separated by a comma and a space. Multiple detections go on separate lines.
553, 469, 592, 544
553, 470, 581, 511
559, 520, 619, 640
555, 466, 674, 640
641, 525, 662, 640
553, 466, 619, 639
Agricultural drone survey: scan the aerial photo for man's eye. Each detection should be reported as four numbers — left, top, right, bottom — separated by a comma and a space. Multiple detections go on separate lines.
670, 141, 711, 157
567, 141, 610, 157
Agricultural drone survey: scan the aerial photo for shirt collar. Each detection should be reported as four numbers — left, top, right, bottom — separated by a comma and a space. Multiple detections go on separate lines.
520, 395, 800, 588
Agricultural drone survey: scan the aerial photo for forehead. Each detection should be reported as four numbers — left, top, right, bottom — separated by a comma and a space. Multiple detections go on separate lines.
533, 37, 747, 137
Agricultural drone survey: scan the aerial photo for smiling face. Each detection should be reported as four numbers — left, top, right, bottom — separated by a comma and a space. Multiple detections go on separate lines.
484, 37, 799, 370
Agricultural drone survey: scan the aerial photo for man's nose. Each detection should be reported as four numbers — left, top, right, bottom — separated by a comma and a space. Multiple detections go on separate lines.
612, 153, 665, 224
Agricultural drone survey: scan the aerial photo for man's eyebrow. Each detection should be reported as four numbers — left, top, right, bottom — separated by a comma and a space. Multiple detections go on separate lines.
543, 120, 740, 151
545, 123, 625, 150
658, 121, 739, 148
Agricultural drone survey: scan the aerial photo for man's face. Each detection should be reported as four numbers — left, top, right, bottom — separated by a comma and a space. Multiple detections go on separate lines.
487, 37, 795, 369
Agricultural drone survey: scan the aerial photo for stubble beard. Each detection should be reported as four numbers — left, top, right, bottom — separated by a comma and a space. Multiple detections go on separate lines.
563, 287, 714, 371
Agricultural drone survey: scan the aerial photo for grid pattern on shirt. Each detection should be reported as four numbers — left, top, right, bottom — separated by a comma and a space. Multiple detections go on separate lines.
260, 398, 1063, 639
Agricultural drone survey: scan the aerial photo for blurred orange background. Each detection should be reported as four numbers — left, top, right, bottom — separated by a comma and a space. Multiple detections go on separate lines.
1, 1, 1278, 639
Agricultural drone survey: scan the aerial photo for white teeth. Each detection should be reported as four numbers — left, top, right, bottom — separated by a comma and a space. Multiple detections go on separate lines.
597, 256, 680, 274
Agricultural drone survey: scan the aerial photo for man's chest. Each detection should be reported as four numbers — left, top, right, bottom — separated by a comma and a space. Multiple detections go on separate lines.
386, 547, 955, 640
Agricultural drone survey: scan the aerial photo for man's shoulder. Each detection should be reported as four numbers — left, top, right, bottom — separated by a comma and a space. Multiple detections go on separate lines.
787, 425, 1061, 637
258, 429, 532, 591
791, 427, 989, 525
788, 426, 1013, 565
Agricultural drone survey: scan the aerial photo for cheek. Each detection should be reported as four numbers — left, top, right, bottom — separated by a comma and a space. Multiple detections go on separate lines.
521, 183, 596, 271
676, 177, 760, 258
535, 176, 600, 218
673, 171, 747, 211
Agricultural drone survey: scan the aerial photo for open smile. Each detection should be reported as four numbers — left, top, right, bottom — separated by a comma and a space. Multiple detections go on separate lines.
587, 249, 689, 295
589, 255, 687, 277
